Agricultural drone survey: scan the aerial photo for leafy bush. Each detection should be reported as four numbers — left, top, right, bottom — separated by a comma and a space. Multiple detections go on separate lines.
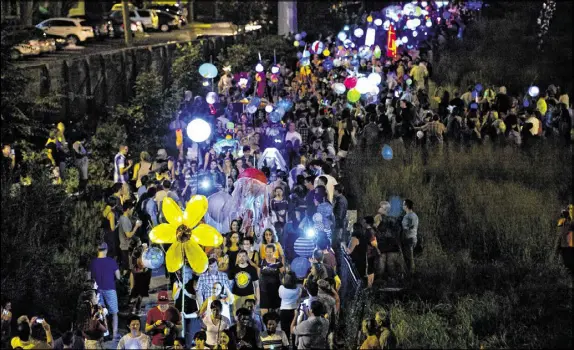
217, 35, 296, 72
342, 142, 573, 348
1, 171, 101, 332
171, 43, 204, 95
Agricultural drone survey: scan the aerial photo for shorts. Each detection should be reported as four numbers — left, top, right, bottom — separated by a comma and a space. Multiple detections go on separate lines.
98, 289, 119, 314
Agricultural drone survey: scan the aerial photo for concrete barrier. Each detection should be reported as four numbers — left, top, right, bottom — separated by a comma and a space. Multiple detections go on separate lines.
20, 30, 261, 124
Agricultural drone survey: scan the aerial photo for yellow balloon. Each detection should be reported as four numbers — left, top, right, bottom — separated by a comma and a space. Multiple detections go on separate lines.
183, 195, 208, 228
162, 197, 183, 226
184, 241, 209, 273
149, 223, 177, 244
192, 224, 223, 247
323, 49, 331, 57
166, 242, 184, 272
367, 15, 373, 22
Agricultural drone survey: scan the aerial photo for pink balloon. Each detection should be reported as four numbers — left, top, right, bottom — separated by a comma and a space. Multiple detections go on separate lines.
344, 76, 358, 89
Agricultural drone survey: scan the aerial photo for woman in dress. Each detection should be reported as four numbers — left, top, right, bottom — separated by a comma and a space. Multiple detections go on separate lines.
259, 244, 284, 317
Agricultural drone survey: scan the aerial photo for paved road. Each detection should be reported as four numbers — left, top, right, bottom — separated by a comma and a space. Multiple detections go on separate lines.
13, 24, 248, 68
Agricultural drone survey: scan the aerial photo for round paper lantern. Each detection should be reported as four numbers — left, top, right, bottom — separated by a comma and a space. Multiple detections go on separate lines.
300, 31, 307, 38
347, 88, 361, 103
311, 41, 324, 54
293, 41, 300, 47
271, 66, 280, 74
368, 72, 382, 86
294, 237, 315, 258
255, 63, 264, 72
374, 45, 382, 59
250, 97, 261, 107
370, 85, 380, 96
355, 77, 372, 94
344, 25, 350, 31
413, 31, 418, 37
344, 76, 357, 89
367, 15, 373, 23
528, 86, 540, 97
382, 144, 393, 160
471, 90, 478, 99
416, 131, 424, 139
198, 63, 218, 78
443, 11, 451, 19
323, 49, 331, 57
294, 33, 301, 41
322, 59, 334, 71
269, 111, 281, 123
247, 105, 257, 114
332, 83, 346, 95
186, 118, 211, 143
142, 247, 165, 269
406, 79, 413, 86
475, 84, 483, 92
265, 105, 273, 113
290, 257, 311, 279
383, 20, 391, 30
337, 31, 347, 41
354, 28, 364, 38
523, 98, 530, 107
205, 92, 218, 104
426, 20, 433, 27
402, 36, 408, 43
374, 18, 383, 26
275, 108, 286, 118
333, 59, 342, 67
296, 52, 303, 59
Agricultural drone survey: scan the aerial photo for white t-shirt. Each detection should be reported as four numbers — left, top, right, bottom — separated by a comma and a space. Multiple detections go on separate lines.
285, 131, 303, 145
203, 314, 231, 346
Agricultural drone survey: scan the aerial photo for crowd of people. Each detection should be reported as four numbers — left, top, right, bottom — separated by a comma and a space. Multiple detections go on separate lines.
1, 2, 573, 349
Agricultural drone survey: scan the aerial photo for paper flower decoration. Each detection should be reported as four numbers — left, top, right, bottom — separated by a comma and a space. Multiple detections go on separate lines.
149, 196, 223, 273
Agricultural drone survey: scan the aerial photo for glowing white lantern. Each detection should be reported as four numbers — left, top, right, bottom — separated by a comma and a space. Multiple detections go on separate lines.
255, 63, 264, 72
528, 86, 540, 97
368, 72, 382, 86
205, 92, 218, 104
354, 28, 364, 38
421, 1, 428, 6
344, 25, 350, 31
186, 118, 212, 142
265, 105, 274, 113
356, 77, 372, 94
271, 66, 279, 74
412, 31, 418, 37
426, 20, 432, 27
374, 18, 383, 26
337, 31, 347, 41
402, 36, 408, 43
365, 27, 376, 46
406, 19, 417, 30
383, 20, 391, 31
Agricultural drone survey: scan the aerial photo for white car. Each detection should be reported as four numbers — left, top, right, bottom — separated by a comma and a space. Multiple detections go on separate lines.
36, 18, 94, 45
109, 9, 159, 31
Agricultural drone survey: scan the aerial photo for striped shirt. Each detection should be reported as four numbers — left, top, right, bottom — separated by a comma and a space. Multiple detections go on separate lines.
260, 330, 289, 349
114, 153, 128, 183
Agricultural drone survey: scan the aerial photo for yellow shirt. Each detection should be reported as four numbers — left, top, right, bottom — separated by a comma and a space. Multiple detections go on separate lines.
259, 242, 284, 260
536, 97, 547, 115
11, 337, 35, 349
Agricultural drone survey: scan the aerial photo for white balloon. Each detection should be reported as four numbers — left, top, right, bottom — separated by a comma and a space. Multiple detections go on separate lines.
417, 131, 424, 139
332, 83, 346, 95
187, 118, 212, 143
355, 77, 372, 94
368, 72, 382, 86
205, 92, 218, 104
354, 28, 364, 38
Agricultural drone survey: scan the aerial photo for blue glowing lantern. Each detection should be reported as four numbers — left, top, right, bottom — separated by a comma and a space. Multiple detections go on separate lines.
290, 257, 311, 278
142, 247, 165, 270
198, 63, 218, 79
269, 111, 282, 123
382, 144, 393, 160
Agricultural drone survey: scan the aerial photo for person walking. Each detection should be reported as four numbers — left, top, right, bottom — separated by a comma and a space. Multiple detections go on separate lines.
88, 242, 121, 340
401, 199, 419, 277
72, 134, 89, 194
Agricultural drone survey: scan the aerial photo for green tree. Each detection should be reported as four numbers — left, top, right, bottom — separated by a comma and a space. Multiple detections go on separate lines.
216, 0, 269, 25
171, 43, 204, 96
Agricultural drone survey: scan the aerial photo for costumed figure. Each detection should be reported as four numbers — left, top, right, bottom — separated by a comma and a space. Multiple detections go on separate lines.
257, 147, 287, 174
170, 114, 188, 160
218, 65, 233, 96
255, 71, 267, 98
234, 72, 252, 99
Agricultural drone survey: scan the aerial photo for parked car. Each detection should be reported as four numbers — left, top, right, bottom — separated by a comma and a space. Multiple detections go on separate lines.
4, 27, 43, 60
68, 14, 110, 40
106, 12, 144, 38
109, 9, 158, 31
156, 10, 180, 32
146, 4, 187, 25
36, 18, 95, 45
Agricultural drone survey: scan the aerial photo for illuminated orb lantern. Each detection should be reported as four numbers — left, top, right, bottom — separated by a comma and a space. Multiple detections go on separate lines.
337, 31, 347, 41
265, 105, 273, 113
383, 20, 391, 31
186, 118, 212, 143
294, 33, 301, 41
141, 247, 165, 270
294, 238, 315, 258
344, 25, 350, 31
149, 196, 223, 273
368, 72, 382, 86
354, 28, 364, 38
255, 63, 264, 72
528, 86, 540, 97
332, 82, 346, 95
271, 66, 280, 74
247, 105, 257, 114
355, 77, 372, 94
475, 83, 483, 92
293, 41, 299, 47
416, 131, 424, 139
311, 41, 324, 54
426, 20, 432, 27
202, 80, 209, 87
413, 31, 418, 37
374, 18, 383, 26
367, 15, 373, 23
198, 63, 218, 78
290, 256, 311, 278
347, 88, 361, 103
382, 144, 393, 160
343, 39, 353, 48
323, 49, 331, 57
402, 36, 408, 43
205, 92, 218, 104
344, 76, 358, 89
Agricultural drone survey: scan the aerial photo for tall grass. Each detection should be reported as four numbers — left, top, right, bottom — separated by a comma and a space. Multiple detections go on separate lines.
343, 141, 573, 348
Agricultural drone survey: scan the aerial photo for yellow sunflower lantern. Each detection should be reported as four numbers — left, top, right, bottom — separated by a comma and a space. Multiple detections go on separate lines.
149, 195, 223, 273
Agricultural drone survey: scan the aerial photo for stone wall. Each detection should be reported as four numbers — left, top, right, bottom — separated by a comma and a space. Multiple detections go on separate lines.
20, 31, 261, 126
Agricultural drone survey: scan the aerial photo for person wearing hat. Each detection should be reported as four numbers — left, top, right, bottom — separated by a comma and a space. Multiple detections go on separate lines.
145, 291, 182, 348
88, 242, 121, 340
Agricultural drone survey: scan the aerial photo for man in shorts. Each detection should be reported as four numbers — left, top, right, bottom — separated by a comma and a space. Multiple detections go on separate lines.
89, 242, 121, 340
